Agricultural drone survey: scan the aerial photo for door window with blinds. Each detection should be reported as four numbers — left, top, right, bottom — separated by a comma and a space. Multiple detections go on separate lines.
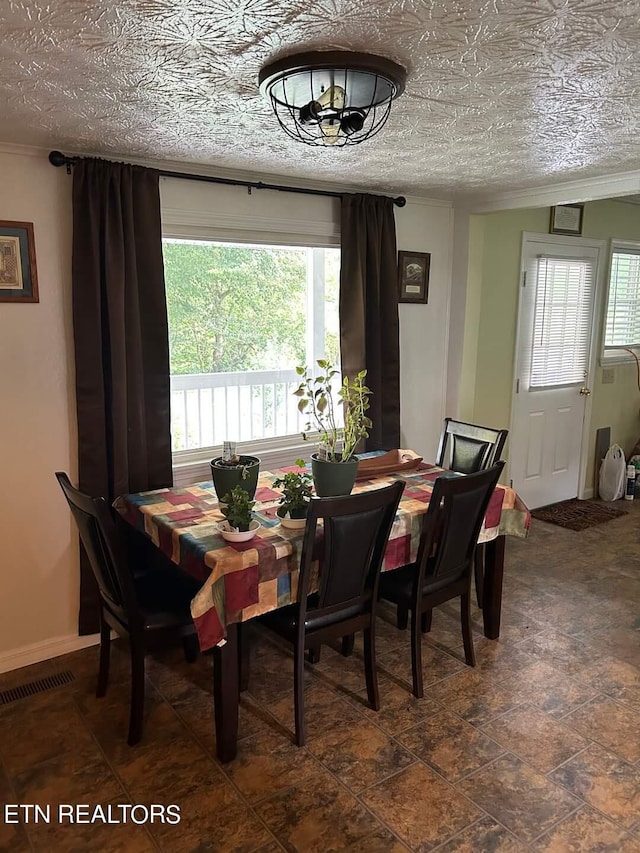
529, 255, 595, 387
603, 243, 640, 352
518, 239, 599, 392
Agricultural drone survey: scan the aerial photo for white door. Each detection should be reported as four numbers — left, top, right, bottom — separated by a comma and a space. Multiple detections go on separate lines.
510, 234, 604, 509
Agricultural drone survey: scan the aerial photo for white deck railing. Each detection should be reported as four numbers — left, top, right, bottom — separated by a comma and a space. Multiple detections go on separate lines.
170, 369, 311, 451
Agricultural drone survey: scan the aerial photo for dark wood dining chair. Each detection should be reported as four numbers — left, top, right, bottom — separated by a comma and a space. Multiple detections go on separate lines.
436, 417, 508, 605
260, 481, 404, 746
379, 462, 504, 698
436, 417, 508, 474
56, 472, 201, 746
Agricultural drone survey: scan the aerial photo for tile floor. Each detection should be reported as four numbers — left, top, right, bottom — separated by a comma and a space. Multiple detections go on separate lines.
1, 506, 640, 852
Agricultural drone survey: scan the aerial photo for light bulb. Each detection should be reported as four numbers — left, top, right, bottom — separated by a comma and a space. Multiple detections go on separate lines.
317, 85, 345, 111
321, 120, 341, 145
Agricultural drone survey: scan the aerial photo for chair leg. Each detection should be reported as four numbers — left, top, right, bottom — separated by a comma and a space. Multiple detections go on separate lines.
182, 632, 199, 664
294, 639, 306, 747
127, 641, 145, 746
421, 610, 433, 634
238, 623, 250, 692
363, 628, 380, 711
474, 545, 485, 609
397, 602, 409, 630
461, 593, 476, 667
96, 613, 111, 699
341, 634, 355, 657
308, 645, 321, 664
411, 609, 424, 699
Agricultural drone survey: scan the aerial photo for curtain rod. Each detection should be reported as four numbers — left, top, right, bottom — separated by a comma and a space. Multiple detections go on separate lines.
48, 150, 406, 207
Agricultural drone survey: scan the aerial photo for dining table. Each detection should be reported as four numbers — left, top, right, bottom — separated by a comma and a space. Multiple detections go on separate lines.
115, 462, 530, 762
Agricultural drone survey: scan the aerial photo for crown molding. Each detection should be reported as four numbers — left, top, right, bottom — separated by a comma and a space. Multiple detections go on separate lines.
469, 168, 640, 213
29, 138, 640, 213
0, 140, 451, 207
1, 140, 638, 212
0, 141, 49, 159
402, 195, 452, 208
128, 157, 452, 209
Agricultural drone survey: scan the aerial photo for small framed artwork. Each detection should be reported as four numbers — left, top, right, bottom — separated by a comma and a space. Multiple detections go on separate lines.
549, 204, 584, 236
398, 250, 430, 304
0, 220, 39, 303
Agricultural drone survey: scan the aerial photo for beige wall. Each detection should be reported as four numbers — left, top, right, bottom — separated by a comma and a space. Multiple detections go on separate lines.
462, 199, 640, 490
396, 200, 454, 457
0, 149, 455, 669
0, 148, 78, 664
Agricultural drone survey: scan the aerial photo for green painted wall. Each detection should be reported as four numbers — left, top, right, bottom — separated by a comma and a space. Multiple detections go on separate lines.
458, 215, 485, 422
465, 199, 640, 492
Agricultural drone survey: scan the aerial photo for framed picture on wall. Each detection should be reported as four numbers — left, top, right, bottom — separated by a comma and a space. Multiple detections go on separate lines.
398, 250, 430, 303
549, 204, 584, 236
0, 221, 39, 303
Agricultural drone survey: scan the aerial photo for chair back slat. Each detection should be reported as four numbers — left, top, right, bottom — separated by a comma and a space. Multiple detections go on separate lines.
320, 506, 386, 607
415, 463, 504, 589
436, 418, 508, 474
55, 472, 139, 625
297, 481, 405, 628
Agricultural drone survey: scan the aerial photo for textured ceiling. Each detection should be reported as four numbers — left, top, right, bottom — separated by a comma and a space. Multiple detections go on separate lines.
2, 0, 640, 199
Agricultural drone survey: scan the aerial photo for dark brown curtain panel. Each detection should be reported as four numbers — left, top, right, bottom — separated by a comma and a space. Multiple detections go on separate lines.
72, 158, 172, 634
339, 193, 400, 451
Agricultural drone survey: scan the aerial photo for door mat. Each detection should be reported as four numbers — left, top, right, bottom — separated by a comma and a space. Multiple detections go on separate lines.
531, 499, 628, 531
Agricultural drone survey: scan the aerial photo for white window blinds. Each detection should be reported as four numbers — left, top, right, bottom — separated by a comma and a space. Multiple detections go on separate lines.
529, 255, 595, 388
604, 247, 640, 349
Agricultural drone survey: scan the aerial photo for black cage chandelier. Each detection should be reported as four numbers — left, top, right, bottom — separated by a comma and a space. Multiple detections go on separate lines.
259, 50, 407, 147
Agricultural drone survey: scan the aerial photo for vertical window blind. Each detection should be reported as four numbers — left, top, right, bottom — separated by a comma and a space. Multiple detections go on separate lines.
604, 247, 640, 349
530, 255, 594, 388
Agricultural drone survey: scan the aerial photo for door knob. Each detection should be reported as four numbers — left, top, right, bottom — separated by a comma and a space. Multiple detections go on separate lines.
579, 387, 591, 396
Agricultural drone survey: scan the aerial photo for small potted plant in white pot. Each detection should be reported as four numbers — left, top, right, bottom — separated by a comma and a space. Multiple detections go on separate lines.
273, 460, 314, 529
218, 485, 260, 542
294, 359, 372, 497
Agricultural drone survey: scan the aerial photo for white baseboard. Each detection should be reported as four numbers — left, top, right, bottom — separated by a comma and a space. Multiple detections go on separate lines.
580, 487, 595, 499
0, 633, 100, 675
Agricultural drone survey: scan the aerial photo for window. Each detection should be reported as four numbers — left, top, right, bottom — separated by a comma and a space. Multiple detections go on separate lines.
603, 244, 640, 353
163, 239, 340, 454
529, 254, 595, 388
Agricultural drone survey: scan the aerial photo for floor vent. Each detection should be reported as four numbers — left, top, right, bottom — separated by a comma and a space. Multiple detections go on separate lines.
0, 671, 75, 705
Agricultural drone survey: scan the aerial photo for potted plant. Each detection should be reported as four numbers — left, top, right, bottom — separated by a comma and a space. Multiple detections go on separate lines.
218, 485, 260, 542
294, 359, 372, 496
210, 442, 260, 501
273, 460, 314, 528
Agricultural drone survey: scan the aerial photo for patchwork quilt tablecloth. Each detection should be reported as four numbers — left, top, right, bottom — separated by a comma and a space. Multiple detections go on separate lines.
114, 465, 530, 651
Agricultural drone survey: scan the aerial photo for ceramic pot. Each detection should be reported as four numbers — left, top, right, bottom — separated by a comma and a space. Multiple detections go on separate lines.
217, 519, 260, 543
210, 455, 260, 501
277, 509, 308, 530
311, 453, 358, 497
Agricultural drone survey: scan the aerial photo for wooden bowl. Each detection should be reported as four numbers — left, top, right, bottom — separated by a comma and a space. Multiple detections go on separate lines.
355, 449, 423, 480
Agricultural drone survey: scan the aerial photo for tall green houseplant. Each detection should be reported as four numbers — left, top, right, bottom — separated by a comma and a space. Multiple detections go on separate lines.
294, 359, 372, 495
